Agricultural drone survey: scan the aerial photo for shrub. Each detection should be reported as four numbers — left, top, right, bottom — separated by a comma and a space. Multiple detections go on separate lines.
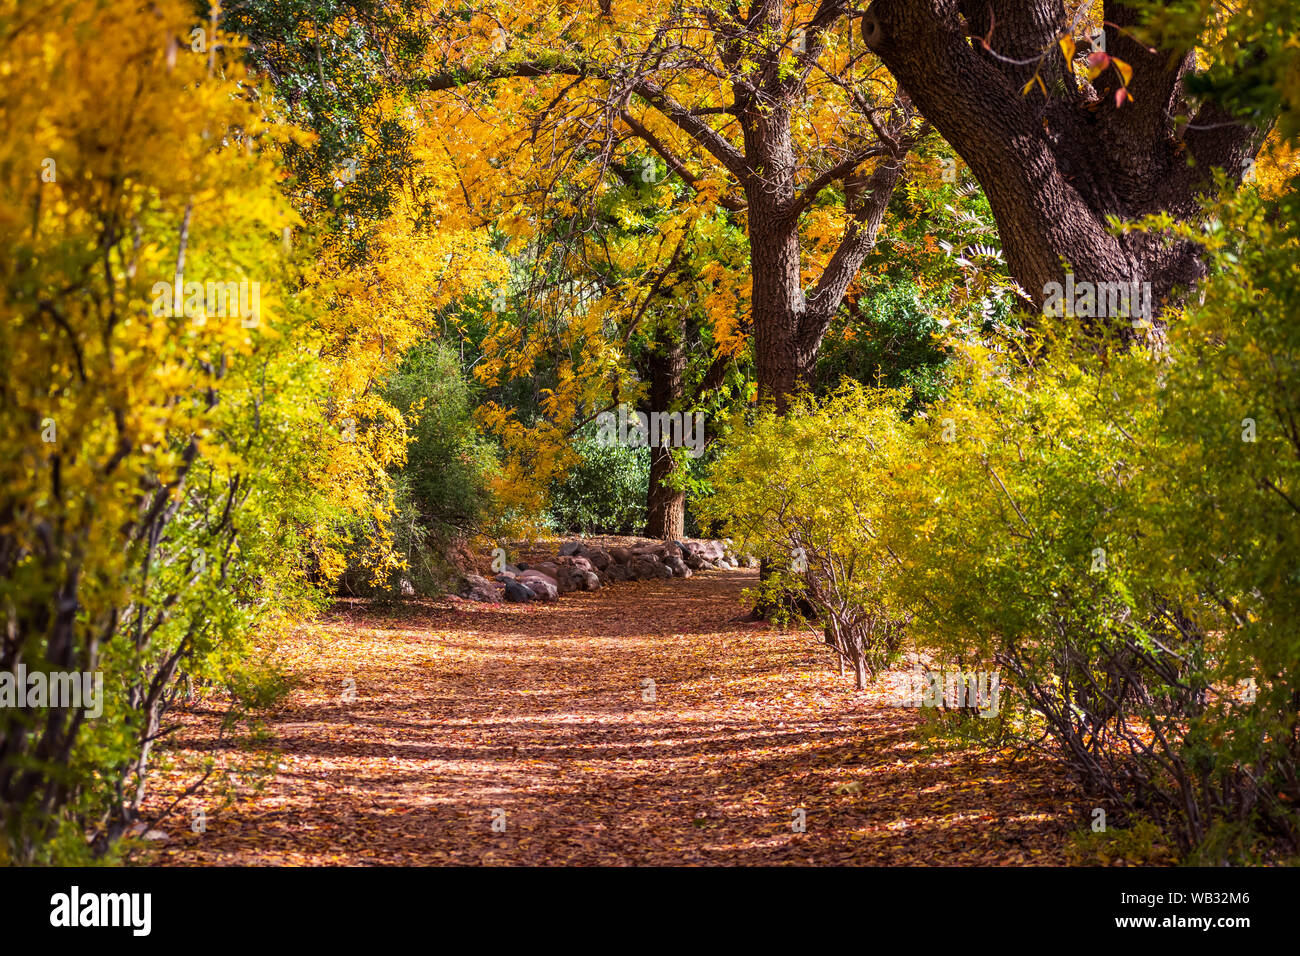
545, 434, 649, 535
0, 0, 399, 862
704, 222, 1300, 858
335, 340, 500, 599
892, 309, 1299, 861
384, 340, 499, 539
813, 281, 953, 406
699, 386, 919, 687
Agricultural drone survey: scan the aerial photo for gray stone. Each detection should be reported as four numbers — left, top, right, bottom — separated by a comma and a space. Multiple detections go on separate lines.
461, 573, 500, 602
517, 575, 558, 601
556, 565, 587, 594
503, 579, 534, 602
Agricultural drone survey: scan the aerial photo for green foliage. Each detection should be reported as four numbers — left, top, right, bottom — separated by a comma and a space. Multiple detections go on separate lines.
222, 0, 436, 260
1068, 817, 1179, 866
814, 281, 953, 406
338, 339, 500, 597
545, 435, 649, 535
699, 385, 919, 687
704, 170, 1300, 859
386, 340, 498, 535
1138, 0, 1300, 140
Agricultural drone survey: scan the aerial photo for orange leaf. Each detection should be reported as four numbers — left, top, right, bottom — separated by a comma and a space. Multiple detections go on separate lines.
1111, 56, 1133, 86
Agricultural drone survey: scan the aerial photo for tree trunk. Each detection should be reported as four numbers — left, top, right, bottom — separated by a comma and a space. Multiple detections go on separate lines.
749, 201, 812, 412
643, 322, 687, 539
862, 0, 1262, 317
646, 445, 685, 539
742, 101, 911, 410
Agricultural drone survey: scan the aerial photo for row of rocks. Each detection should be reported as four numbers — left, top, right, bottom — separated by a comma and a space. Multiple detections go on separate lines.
459, 538, 755, 603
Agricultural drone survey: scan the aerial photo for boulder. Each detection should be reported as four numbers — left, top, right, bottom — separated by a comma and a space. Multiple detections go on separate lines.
518, 575, 558, 601
607, 546, 632, 564
630, 553, 671, 580
583, 547, 612, 571
559, 554, 596, 574
604, 562, 629, 583
630, 548, 664, 568
533, 561, 561, 579
582, 570, 602, 591
494, 571, 517, 583
503, 579, 535, 603
518, 569, 558, 590
461, 573, 501, 603
685, 539, 726, 563
664, 554, 691, 577
559, 540, 584, 557
555, 565, 587, 594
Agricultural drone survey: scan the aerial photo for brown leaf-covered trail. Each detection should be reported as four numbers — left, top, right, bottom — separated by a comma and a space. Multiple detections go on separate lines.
145, 568, 1082, 865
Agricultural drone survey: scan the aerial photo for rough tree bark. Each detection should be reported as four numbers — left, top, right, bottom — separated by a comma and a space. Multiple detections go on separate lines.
643, 327, 688, 539
716, 0, 916, 409
860, 0, 1263, 315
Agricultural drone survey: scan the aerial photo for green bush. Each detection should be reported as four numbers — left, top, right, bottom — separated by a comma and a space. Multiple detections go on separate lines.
338, 340, 500, 598
698, 386, 918, 687
703, 180, 1300, 860
545, 434, 649, 535
813, 281, 954, 406
386, 340, 498, 537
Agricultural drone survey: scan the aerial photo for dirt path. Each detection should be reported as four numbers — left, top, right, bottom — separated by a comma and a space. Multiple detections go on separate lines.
145, 569, 1081, 865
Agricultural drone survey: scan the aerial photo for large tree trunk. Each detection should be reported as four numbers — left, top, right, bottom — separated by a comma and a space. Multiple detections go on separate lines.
643, 324, 687, 540
743, 106, 911, 411
861, 0, 1262, 316
749, 197, 811, 411
645, 444, 685, 539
